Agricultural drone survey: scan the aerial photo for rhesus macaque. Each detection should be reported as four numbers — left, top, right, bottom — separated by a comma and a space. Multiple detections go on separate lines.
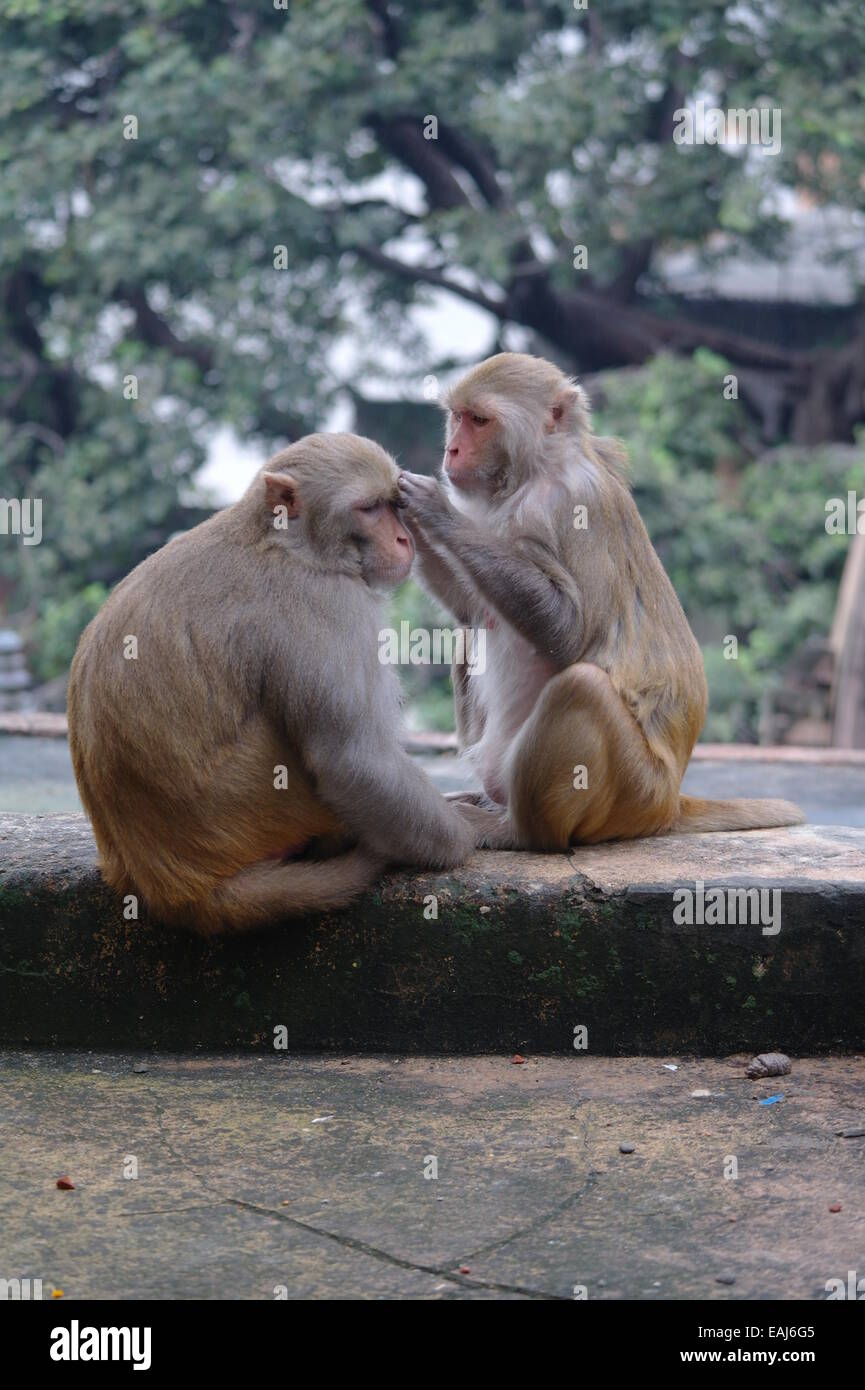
68, 433, 499, 934
398, 353, 804, 849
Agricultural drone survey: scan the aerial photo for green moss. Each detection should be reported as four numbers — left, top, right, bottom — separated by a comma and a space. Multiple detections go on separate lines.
0, 886, 30, 909
573, 973, 601, 997
531, 963, 565, 985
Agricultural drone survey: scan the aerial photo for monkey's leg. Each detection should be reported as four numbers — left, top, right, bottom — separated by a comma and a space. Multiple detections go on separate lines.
507, 663, 677, 849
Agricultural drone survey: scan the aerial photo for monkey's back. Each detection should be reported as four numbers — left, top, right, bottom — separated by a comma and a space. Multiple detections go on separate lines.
67, 514, 343, 916
564, 477, 708, 775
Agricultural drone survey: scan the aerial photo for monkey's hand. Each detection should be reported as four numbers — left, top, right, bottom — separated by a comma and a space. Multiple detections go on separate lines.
443, 790, 488, 806
455, 801, 515, 850
397, 471, 458, 541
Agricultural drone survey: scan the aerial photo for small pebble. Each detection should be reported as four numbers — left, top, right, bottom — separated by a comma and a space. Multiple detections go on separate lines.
829, 1203, 842, 1213
132, 1062, 148, 1074
458, 1265, 471, 1275
746, 1052, 791, 1079
511, 1054, 526, 1065
56, 1176, 75, 1190
836, 1127, 865, 1138
716, 1274, 736, 1286
619, 1143, 635, 1154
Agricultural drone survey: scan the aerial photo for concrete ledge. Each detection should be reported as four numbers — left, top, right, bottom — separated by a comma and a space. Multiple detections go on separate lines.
1, 813, 864, 1052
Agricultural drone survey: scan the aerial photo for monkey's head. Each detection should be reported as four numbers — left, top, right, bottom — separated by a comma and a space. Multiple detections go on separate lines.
259, 433, 414, 588
441, 352, 590, 496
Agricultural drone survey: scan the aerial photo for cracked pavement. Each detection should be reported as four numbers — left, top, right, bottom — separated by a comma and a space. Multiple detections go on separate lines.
1, 1052, 864, 1300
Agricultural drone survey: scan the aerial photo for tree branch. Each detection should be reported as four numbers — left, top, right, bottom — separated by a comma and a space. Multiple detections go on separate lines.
367, 116, 471, 211
436, 122, 506, 209
117, 286, 215, 373
351, 244, 505, 315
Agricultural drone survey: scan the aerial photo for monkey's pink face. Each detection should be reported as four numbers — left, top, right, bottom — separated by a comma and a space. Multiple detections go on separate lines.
444, 408, 495, 489
353, 498, 415, 586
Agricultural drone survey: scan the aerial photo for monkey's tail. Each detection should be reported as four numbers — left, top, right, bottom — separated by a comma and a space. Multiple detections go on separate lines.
178, 848, 383, 936
672, 795, 806, 834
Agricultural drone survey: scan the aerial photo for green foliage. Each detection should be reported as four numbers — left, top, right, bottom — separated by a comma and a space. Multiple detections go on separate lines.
594, 356, 863, 739
31, 582, 107, 681
2, 1, 863, 731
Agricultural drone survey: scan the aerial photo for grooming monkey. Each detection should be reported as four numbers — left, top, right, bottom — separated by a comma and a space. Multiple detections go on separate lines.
68, 434, 499, 934
398, 353, 804, 849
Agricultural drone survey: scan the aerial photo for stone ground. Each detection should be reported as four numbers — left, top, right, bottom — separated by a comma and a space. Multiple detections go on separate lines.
3, 734, 865, 823
2, 1051, 864, 1300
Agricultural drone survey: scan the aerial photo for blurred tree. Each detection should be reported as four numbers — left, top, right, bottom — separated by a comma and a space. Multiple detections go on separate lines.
2, 0, 864, 690
592, 354, 861, 739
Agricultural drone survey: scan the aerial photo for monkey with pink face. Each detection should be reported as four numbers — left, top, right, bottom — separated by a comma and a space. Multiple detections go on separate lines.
398, 352, 804, 849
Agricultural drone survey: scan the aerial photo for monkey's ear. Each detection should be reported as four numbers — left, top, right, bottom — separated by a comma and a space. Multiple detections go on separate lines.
264, 471, 301, 519
548, 383, 590, 435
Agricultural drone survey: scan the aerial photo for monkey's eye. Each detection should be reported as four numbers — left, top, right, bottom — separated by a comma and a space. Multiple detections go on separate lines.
356, 500, 383, 515
470, 413, 490, 426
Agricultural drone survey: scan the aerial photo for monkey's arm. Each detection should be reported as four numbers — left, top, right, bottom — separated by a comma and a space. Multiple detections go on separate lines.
302, 698, 500, 867
403, 515, 478, 623
455, 533, 582, 666
399, 473, 583, 667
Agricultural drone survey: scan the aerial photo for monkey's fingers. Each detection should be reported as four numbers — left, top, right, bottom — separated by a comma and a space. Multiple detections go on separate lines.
456, 802, 514, 850
398, 471, 438, 499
